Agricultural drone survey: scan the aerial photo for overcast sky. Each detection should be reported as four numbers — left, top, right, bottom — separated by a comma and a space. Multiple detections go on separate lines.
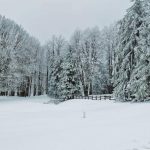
0, 0, 131, 43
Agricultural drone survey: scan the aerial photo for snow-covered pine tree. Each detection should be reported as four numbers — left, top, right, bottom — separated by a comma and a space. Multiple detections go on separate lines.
129, 0, 150, 101
47, 36, 66, 98
59, 46, 81, 100
48, 58, 63, 98
113, 0, 149, 101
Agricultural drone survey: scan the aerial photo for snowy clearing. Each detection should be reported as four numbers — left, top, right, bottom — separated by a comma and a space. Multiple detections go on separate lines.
0, 96, 150, 150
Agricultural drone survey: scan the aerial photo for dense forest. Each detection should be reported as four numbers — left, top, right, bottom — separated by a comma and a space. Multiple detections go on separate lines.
0, 0, 150, 102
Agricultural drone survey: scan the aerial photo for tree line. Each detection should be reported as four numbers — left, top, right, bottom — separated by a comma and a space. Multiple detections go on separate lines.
0, 15, 45, 96
0, 0, 150, 101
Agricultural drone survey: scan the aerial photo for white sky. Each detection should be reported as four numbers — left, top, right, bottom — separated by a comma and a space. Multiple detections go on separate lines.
0, 0, 131, 43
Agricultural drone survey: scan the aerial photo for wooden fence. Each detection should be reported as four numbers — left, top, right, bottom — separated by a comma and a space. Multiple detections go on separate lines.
74, 95, 113, 100
45, 95, 114, 105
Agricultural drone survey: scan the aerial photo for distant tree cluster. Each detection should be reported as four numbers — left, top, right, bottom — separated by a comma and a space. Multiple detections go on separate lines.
0, 15, 45, 96
45, 27, 117, 99
0, 0, 149, 102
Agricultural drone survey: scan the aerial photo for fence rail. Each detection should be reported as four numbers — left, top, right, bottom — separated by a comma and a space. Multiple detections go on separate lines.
74, 95, 113, 100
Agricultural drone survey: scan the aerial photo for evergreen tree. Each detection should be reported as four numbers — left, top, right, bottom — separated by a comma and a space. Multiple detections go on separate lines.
129, 0, 150, 101
48, 58, 63, 98
47, 36, 66, 98
113, 0, 150, 101
59, 46, 81, 100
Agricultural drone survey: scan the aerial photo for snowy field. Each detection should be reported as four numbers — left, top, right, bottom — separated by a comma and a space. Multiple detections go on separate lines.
0, 96, 150, 150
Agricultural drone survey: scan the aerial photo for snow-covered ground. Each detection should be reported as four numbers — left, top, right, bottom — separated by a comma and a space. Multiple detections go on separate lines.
0, 96, 150, 150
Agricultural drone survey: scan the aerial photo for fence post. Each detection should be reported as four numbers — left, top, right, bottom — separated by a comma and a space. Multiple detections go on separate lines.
100, 96, 101, 100
96, 96, 97, 100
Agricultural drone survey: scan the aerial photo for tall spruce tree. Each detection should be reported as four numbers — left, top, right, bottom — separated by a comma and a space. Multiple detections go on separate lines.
59, 46, 81, 100
47, 36, 66, 98
113, 0, 150, 101
129, 0, 150, 101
